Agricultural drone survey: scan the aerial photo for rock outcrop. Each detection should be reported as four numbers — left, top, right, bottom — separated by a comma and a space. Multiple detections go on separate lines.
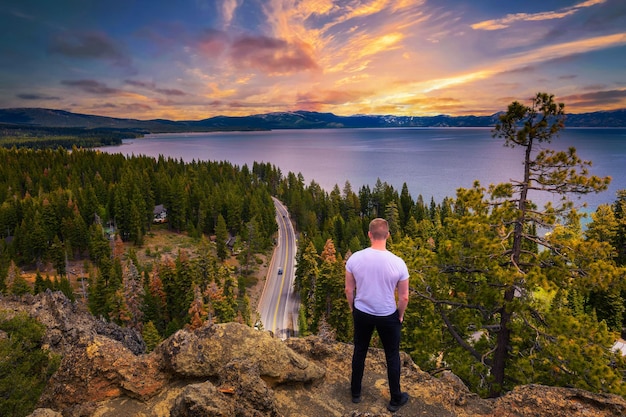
3, 292, 626, 417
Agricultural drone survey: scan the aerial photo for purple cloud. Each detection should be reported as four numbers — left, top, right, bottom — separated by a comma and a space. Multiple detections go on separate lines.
155, 88, 186, 96
49, 31, 131, 67
125, 80, 155, 89
17, 93, 60, 100
561, 89, 626, 106
61, 79, 122, 95
125, 79, 187, 96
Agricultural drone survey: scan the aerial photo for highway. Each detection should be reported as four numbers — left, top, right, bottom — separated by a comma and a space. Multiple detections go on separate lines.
257, 197, 299, 339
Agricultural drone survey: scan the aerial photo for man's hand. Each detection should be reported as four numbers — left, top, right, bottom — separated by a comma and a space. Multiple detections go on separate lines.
345, 270, 356, 313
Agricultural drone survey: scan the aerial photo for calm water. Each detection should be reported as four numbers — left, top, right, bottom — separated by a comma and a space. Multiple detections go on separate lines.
101, 127, 626, 211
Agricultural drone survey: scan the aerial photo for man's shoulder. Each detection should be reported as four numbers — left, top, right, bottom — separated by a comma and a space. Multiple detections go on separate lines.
349, 247, 371, 256
346, 247, 368, 262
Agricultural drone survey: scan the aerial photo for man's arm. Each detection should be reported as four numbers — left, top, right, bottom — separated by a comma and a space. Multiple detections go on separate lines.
396, 278, 409, 323
345, 270, 356, 312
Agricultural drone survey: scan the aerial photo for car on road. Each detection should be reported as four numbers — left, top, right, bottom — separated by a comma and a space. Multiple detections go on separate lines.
278, 267, 283, 275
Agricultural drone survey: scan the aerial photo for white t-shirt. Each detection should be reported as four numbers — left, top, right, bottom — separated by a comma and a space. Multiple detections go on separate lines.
346, 247, 409, 316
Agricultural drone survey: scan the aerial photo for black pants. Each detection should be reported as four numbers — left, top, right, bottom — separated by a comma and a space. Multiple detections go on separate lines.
351, 307, 402, 402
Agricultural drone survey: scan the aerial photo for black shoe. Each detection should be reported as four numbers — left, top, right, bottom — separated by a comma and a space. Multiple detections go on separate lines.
351, 395, 362, 404
387, 392, 409, 412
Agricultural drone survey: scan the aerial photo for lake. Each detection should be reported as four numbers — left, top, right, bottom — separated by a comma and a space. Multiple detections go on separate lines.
100, 127, 626, 212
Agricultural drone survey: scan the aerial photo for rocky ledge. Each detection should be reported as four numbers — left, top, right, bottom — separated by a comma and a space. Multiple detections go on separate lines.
3, 291, 626, 417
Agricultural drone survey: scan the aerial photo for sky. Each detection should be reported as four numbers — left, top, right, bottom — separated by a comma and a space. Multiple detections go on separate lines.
1, 0, 625, 121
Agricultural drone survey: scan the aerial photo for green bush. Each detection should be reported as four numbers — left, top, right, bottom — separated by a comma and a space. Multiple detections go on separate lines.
0, 311, 60, 417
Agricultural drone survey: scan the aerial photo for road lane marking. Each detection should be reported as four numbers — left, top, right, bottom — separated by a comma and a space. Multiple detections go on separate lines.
272, 213, 289, 336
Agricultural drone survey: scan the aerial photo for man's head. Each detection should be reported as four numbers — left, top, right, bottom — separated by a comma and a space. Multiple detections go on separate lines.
369, 218, 390, 241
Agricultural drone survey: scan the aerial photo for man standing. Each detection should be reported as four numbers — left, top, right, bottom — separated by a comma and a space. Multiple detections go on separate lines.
345, 218, 410, 412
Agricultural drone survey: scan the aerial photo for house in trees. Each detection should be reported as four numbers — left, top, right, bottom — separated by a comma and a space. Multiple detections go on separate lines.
153, 204, 168, 223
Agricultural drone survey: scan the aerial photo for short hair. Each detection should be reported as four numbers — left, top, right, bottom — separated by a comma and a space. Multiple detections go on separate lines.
369, 218, 389, 240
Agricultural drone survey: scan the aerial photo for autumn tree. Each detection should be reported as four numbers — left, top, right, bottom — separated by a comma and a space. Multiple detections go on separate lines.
188, 284, 207, 330
122, 260, 144, 331
142, 267, 168, 335
313, 239, 350, 340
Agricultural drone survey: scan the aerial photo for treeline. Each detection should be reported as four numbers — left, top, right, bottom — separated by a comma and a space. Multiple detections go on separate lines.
0, 124, 143, 149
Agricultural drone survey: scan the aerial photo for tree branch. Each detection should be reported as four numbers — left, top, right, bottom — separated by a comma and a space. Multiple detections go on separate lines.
436, 303, 492, 366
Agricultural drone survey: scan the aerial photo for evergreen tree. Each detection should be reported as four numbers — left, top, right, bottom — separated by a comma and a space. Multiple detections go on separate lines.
313, 239, 348, 338
6, 260, 31, 295
141, 321, 162, 353
215, 214, 229, 261
49, 236, 66, 277
385, 201, 401, 241
56, 276, 75, 302
88, 223, 111, 265
409, 93, 620, 397
0, 312, 60, 417
143, 268, 168, 335
612, 190, 626, 265
34, 271, 46, 294
294, 238, 320, 335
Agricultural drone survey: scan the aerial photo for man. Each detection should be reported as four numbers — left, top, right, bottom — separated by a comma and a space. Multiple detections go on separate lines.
345, 218, 410, 412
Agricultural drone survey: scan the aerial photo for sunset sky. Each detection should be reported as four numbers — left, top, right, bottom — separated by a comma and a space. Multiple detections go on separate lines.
1, 0, 625, 120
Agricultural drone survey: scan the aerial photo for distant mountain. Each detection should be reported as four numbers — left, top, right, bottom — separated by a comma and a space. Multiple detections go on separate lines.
562, 109, 626, 127
0, 108, 188, 132
1, 107, 625, 132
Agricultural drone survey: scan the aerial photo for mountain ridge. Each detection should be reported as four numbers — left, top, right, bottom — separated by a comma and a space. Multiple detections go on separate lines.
1, 107, 626, 132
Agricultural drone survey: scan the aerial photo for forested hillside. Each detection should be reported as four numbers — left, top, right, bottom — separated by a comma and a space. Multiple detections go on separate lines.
0, 147, 279, 339
0, 124, 144, 149
2, 94, 626, 403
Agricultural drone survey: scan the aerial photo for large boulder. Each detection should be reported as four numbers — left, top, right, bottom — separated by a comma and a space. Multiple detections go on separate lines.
156, 322, 325, 385
37, 334, 167, 412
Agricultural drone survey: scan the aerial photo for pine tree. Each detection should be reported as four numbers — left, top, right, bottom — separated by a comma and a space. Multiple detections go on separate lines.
612, 190, 626, 265
49, 236, 66, 277
294, 238, 320, 335
33, 271, 46, 294
215, 214, 229, 261
56, 276, 75, 302
409, 93, 622, 397
313, 239, 350, 339
143, 268, 168, 335
7, 261, 31, 296
141, 321, 162, 353
0, 312, 60, 417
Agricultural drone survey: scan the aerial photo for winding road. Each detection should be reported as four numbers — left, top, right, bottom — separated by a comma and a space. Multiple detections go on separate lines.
257, 198, 299, 339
